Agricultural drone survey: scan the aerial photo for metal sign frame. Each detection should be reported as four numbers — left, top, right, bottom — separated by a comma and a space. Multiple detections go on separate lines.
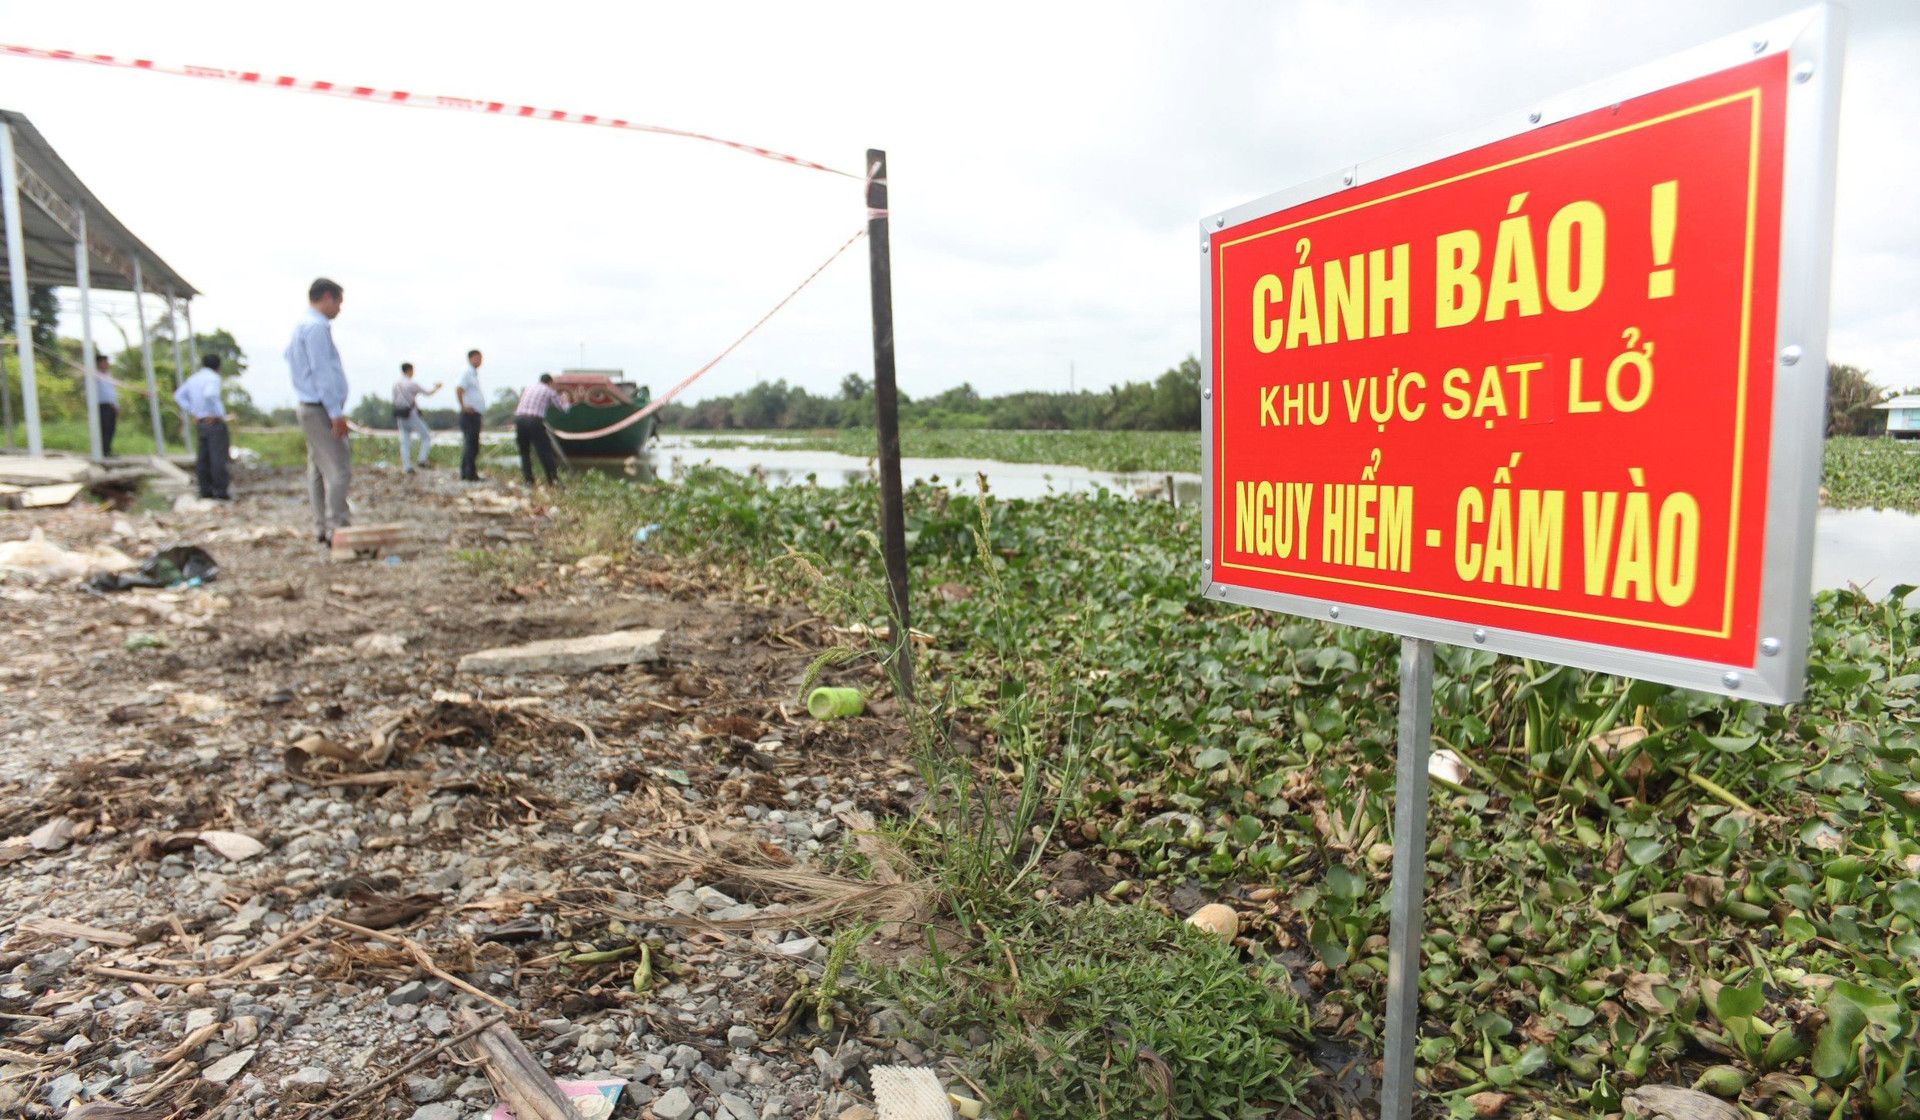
1197, 5, 1844, 704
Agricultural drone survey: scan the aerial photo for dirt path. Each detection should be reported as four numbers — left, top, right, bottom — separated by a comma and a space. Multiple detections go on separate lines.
0, 462, 924, 1120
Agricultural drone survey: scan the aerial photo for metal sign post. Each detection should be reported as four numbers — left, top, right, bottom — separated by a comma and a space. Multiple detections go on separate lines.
1197, 9, 1843, 1117
1380, 638, 1434, 1120
865, 148, 914, 701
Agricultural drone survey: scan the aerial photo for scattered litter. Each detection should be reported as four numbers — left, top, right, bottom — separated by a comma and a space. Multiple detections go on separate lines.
870, 1067, 956, 1120
28, 815, 76, 852
18, 916, 138, 946
123, 632, 167, 650
1622, 1085, 1744, 1120
170, 691, 226, 717
460, 1012, 580, 1120
86, 544, 218, 592
0, 528, 136, 582
1185, 903, 1239, 943
485, 1078, 626, 1120
384, 553, 404, 565
352, 632, 409, 656
631, 523, 661, 544
132, 829, 267, 862
807, 686, 864, 720
197, 829, 267, 862
1428, 748, 1469, 786
829, 622, 936, 647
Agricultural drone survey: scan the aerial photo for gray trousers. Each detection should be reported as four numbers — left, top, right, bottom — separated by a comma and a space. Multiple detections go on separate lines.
299, 403, 352, 538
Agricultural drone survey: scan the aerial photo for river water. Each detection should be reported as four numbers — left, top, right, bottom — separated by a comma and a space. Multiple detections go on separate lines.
620, 436, 1920, 595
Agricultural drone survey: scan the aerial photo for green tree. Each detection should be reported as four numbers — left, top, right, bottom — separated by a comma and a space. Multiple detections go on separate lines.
349, 392, 386, 428
0, 281, 58, 349
1827, 362, 1882, 436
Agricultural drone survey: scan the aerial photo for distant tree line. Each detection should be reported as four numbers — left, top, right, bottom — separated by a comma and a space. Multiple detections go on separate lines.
657, 357, 1204, 431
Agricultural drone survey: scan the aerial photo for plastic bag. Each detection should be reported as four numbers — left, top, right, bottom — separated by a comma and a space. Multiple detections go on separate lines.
87, 545, 219, 592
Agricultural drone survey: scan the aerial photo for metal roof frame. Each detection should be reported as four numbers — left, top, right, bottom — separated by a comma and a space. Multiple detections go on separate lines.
0, 109, 196, 296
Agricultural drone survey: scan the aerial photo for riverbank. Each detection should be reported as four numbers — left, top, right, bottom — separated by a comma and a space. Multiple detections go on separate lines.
5, 446, 1917, 1118
0, 464, 951, 1119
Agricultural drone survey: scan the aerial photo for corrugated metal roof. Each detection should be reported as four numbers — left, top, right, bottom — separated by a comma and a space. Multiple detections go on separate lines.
0, 109, 197, 297
1873, 395, 1920, 410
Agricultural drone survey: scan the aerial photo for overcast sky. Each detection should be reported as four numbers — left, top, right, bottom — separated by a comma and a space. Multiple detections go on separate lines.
2, 0, 1914, 411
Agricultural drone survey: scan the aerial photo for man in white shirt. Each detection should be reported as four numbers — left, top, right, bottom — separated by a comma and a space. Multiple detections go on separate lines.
392, 362, 441, 473
286, 278, 352, 543
92, 354, 119, 458
455, 348, 485, 481
173, 353, 230, 500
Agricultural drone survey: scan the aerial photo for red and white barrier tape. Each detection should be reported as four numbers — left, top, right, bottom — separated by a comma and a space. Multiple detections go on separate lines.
0, 44, 859, 180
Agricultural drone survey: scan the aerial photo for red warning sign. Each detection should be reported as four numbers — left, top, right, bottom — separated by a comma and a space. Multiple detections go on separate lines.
1203, 45, 1834, 699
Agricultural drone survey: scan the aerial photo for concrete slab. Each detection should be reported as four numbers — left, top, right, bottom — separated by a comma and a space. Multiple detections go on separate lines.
456, 628, 665, 675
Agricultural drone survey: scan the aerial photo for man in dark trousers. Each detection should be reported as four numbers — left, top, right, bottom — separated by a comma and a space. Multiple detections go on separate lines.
455, 348, 485, 480
172, 353, 231, 499
91, 354, 119, 457
513, 373, 570, 486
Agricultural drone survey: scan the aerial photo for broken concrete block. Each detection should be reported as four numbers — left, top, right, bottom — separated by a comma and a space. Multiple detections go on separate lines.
456, 629, 664, 676
330, 523, 412, 561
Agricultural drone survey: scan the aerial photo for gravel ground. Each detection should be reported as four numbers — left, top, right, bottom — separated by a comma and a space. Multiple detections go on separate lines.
0, 461, 936, 1119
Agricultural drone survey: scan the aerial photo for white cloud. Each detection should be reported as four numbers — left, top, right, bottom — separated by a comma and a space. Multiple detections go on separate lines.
2, 0, 1914, 410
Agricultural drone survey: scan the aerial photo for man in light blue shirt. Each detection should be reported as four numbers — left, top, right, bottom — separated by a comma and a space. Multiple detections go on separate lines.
286, 278, 352, 542
173, 353, 230, 499
91, 354, 119, 457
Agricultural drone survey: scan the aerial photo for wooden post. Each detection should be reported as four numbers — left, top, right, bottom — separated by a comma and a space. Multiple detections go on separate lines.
866, 149, 913, 701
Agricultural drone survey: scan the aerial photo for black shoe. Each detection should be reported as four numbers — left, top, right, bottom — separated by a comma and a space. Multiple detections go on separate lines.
318, 530, 331, 545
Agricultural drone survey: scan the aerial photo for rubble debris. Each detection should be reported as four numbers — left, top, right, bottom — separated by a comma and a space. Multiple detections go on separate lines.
200, 1047, 256, 1084
0, 480, 85, 509
456, 628, 665, 675
0, 455, 93, 485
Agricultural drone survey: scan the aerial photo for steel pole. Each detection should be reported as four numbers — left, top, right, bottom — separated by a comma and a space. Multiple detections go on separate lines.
1380, 636, 1436, 1120
865, 148, 913, 701
1, 122, 41, 455
75, 209, 102, 460
132, 259, 164, 452
167, 289, 186, 453
180, 300, 196, 456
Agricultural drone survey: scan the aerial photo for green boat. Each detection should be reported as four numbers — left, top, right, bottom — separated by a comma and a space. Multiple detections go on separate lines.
548, 369, 657, 458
